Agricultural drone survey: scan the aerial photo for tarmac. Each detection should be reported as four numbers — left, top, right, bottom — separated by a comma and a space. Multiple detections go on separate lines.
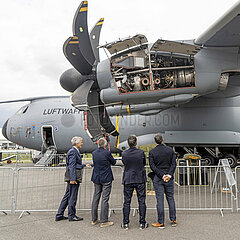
1, 161, 240, 239
0, 210, 240, 240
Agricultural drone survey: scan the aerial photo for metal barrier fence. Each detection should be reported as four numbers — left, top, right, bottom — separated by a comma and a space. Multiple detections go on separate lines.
0, 164, 239, 217
235, 166, 240, 212
79, 166, 123, 212
14, 166, 123, 218
0, 167, 14, 214
144, 166, 236, 215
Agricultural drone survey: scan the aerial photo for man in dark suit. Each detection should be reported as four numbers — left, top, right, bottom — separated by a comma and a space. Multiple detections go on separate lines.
56, 136, 85, 222
149, 133, 177, 229
91, 138, 116, 228
121, 135, 148, 230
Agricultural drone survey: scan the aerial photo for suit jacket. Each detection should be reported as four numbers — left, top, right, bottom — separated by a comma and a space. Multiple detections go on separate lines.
66, 147, 84, 181
122, 147, 147, 185
149, 144, 176, 179
91, 148, 116, 183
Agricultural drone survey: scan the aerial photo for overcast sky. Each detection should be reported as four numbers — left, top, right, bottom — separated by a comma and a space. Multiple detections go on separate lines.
0, 0, 238, 127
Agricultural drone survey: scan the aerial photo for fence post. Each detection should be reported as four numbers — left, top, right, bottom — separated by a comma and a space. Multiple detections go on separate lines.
235, 166, 239, 212
10, 153, 19, 214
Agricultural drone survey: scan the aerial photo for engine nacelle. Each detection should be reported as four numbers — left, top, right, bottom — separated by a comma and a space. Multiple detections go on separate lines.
97, 36, 230, 106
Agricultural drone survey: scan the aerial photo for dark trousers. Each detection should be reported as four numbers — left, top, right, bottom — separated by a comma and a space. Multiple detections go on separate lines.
56, 182, 79, 220
91, 182, 112, 223
153, 176, 176, 224
123, 183, 146, 225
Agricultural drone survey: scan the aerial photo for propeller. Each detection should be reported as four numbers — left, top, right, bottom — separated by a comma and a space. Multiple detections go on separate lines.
90, 17, 104, 64
61, 2, 104, 91
63, 36, 93, 75
60, 1, 119, 141
72, 1, 95, 68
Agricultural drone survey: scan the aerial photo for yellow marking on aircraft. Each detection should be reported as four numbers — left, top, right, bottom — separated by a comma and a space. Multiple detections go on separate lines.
96, 22, 103, 25
127, 105, 130, 114
116, 115, 120, 148
83, 1, 88, 4
100, 18, 104, 21
80, 7, 88, 12
69, 41, 79, 44
73, 36, 78, 40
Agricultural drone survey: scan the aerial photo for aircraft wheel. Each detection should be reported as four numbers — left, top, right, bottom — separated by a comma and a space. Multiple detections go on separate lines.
224, 154, 237, 168
32, 157, 40, 164
202, 155, 215, 166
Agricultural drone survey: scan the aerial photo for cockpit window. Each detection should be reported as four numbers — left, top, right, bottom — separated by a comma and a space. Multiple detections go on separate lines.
16, 105, 29, 114
22, 106, 29, 113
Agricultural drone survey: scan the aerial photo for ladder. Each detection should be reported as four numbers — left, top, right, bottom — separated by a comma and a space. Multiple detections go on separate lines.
35, 146, 57, 166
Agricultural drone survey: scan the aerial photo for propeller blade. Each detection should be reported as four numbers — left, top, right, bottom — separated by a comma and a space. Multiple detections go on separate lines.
72, 1, 95, 67
90, 18, 104, 64
70, 80, 94, 110
63, 36, 93, 75
71, 80, 119, 140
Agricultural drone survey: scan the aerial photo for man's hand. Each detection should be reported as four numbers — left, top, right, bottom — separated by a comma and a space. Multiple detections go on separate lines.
163, 175, 170, 182
70, 180, 77, 184
86, 164, 91, 167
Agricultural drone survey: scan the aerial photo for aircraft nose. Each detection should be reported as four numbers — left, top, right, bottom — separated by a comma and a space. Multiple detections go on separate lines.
2, 119, 9, 140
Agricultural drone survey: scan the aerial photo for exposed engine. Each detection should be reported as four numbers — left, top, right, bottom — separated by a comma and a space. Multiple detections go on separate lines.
111, 46, 195, 94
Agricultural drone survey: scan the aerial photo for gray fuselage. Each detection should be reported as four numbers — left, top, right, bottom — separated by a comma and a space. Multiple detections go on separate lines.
3, 93, 240, 153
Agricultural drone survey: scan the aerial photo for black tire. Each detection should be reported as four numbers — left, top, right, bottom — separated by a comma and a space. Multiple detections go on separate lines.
32, 153, 43, 164
224, 154, 237, 168
32, 157, 40, 164
202, 155, 215, 166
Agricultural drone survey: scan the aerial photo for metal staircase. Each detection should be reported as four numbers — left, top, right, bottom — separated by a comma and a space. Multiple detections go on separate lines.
34, 146, 57, 167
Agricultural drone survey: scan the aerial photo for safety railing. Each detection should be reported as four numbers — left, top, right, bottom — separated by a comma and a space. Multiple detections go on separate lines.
131, 165, 237, 215
0, 162, 239, 217
78, 166, 123, 212
0, 167, 14, 214
14, 166, 123, 218
15, 167, 66, 217
235, 166, 240, 212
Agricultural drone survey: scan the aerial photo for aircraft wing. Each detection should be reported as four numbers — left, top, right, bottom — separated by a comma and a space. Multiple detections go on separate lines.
195, 1, 240, 47
0, 96, 69, 104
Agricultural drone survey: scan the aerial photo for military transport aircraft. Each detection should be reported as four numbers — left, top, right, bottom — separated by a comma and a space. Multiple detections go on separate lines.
1, 1, 240, 167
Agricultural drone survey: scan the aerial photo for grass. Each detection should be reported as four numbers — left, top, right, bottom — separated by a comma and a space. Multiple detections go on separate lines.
1, 153, 32, 161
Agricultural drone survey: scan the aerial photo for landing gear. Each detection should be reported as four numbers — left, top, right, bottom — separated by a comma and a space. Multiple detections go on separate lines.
202, 155, 215, 166
172, 146, 239, 168
224, 154, 237, 168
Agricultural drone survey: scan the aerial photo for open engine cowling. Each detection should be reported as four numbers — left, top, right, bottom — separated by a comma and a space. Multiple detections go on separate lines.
97, 35, 229, 108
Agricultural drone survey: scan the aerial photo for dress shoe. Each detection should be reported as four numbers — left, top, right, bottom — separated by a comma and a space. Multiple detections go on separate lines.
92, 220, 100, 225
121, 223, 129, 230
69, 216, 84, 221
139, 223, 149, 230
100, 221, 114, 227
171, 221, 177, 227
55, 216, 68, 221
152, 222, 165, 229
